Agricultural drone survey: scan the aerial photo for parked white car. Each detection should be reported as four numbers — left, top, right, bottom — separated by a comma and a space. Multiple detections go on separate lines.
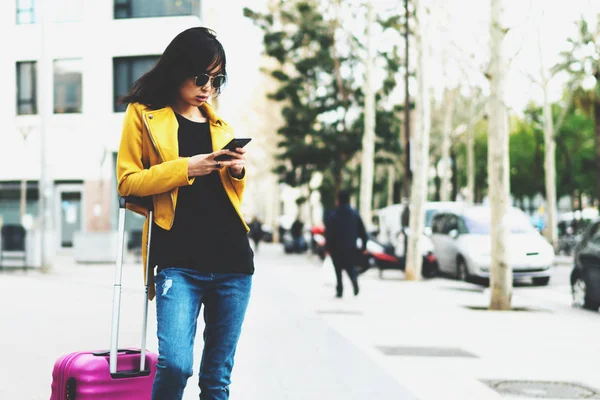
429, 205, 554, 285
375, 201, 463, 253
373, 201, 464, 276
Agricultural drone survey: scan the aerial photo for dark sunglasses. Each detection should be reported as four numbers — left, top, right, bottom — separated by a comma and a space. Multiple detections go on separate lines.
194, 74, 226, 88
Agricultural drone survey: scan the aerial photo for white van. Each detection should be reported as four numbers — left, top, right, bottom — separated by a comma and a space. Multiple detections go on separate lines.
375, 201, 464, 259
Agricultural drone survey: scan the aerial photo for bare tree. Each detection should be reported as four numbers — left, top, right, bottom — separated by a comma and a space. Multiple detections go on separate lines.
488, 0, 512, 310
402, 0, 413, 199
453, 87, 487, 204
466, 119, 476, 204
522, 9, 581, 251
440, 87, 457, 201
405, 0, 431, 281
360, 0, 376, 225
541, 79, 558, 251
464, 93, 487, 204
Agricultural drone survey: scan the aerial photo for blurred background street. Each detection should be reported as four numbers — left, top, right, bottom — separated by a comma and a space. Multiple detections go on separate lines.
3, 0, 600, 399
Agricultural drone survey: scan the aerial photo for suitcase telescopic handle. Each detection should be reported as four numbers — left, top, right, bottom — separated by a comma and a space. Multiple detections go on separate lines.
119, 195, 153, 211
110, 196, 154, 376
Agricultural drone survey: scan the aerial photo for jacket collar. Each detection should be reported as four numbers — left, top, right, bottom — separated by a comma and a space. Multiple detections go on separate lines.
200, 102, 223, 125
141, 102, 223, 125
140, 102, 231, 162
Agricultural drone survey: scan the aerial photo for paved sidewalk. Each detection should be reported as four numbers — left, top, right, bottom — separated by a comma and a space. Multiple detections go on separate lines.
288, 249, 600, 400
0, 244, 416, 400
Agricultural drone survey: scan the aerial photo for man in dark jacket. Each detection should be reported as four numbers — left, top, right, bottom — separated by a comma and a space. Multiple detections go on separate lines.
325, 189, 368, 298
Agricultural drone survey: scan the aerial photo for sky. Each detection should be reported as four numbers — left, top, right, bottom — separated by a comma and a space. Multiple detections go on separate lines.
216, 0, 600, 117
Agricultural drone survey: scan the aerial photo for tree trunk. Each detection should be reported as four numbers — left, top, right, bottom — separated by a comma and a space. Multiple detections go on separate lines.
306, 186, 314, 227
440, 88, 456, 201
466, 124, 476, 204
594, 92, 600, 211
434, 164, 441, 201
387, 165, 395, 206
405, 0, 431, 281
488, 0, 512, 310
268, 174, 280, 243
402, 0, 412, 199
451, 150, 458, 200
360, 0, 376, 225
542, 84, 558, 251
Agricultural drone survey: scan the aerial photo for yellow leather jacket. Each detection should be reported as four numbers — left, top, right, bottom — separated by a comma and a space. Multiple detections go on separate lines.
116, 102, 248, 299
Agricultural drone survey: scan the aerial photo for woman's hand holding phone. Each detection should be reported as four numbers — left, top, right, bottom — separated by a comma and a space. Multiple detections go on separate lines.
186, 148, 245, 178
187, 138, 250, 178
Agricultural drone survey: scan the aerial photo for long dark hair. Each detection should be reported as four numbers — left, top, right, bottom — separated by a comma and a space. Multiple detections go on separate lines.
119, 27, 227, 109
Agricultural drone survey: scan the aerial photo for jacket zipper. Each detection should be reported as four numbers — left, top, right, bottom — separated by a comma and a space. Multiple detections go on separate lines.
142, 114, 176, 228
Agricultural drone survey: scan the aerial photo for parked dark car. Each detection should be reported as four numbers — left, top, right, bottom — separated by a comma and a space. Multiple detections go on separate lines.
262, 226, 273, 243
571, 220, 600, 311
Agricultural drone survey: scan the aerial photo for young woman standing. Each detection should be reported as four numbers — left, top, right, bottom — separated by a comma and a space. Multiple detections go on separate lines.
116, 27, 254, 400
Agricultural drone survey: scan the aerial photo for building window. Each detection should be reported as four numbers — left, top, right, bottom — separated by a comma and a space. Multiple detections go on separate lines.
113, 56, 159, 112
16, 0, 36, 24
54, 59, 82, 114
16, 61, 37, 115
0, 182, 40, 225
114, 0, 200, 19
54, 0, 83, 22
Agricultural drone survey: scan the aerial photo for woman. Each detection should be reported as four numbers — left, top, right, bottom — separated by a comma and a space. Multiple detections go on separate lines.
116, 27, 254, 400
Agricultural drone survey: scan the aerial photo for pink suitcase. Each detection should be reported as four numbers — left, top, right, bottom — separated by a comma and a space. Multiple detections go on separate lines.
50, 196, 158, 399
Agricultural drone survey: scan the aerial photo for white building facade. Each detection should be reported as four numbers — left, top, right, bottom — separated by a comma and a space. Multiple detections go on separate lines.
0, 0, 214, 262
0, 0, 313, 266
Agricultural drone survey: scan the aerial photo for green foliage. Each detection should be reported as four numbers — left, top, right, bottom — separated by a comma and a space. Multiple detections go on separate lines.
450, 88, 596, 206
555, 107, 595, 199
555, 15, 600, 203
510, 110, 544, 199
514, 100, 596, 203
243, 0, 404, 204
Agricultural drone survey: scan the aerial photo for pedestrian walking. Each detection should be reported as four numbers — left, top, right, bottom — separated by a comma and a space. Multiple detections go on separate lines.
325, 189, 368, 298
249, 217, 264, 252
116, 26, 255, 400
290, 217, 306, 252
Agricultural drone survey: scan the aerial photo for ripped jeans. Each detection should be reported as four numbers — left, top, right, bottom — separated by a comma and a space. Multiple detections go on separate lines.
152, 268, 252, 400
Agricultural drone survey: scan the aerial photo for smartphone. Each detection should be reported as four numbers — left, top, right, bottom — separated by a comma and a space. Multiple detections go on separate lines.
214, 138, 252, 161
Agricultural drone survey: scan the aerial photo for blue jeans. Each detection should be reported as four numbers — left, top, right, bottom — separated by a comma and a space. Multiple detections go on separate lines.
152, 268, 252, 400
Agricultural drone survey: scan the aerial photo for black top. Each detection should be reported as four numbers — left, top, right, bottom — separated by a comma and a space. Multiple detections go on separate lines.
150, 113, 254, 274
